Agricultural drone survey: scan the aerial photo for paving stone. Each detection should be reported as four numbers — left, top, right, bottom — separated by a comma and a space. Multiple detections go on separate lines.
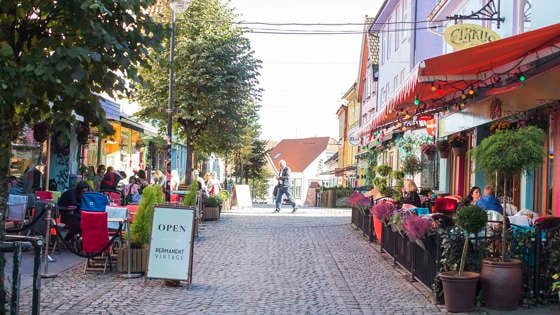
19, 207, 444, 313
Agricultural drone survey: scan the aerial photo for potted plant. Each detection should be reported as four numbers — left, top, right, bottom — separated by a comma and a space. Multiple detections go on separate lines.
553, 273, 560, 302
118, 185, 164, 273
448, 133, 467, 156
471, 126, 545, 309
217, 190, 230, 211
421, 143, 437, 160
203, 195, 220, 221
436, 139, 450, 159
401, 155, 424, 178
439, 205, 488, 313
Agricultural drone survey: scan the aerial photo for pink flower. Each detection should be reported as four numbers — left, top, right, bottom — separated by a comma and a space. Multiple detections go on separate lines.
371, 201, 395, 221
403, 215, 433, 241
348, 192, 370, 208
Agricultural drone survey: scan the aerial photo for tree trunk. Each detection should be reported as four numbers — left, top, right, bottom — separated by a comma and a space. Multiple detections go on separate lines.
501, 174, 508, 261
0, 120, 12, 311
184, 139, 194, 185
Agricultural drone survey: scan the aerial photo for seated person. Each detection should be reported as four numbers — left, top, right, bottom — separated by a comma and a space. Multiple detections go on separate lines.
124, 176, 141, 204
402, 179, 422, 208
462, 186, 481, 206
58, 181, 91, 240
99, 166, 121, 191
475, 185, 503, 214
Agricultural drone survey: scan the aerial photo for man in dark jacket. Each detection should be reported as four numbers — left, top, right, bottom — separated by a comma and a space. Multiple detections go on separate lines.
274, 160, 297, 213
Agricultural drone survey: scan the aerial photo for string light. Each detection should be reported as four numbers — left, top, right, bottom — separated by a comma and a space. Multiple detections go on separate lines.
518, 72, 526, 82
468, 88, 475, 95
414, 97, 420, 106
431, 83, 437, 92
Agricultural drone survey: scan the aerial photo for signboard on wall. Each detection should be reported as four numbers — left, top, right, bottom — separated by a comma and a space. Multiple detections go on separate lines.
444, 23, 500, 50
147, 206, 195, 283
348, 127, 360, 146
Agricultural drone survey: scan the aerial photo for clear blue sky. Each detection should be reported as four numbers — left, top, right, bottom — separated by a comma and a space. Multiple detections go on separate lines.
229, 0, 382, 141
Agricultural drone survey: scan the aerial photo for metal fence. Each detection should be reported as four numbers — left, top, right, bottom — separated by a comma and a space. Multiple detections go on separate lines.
373, 215, 560, 304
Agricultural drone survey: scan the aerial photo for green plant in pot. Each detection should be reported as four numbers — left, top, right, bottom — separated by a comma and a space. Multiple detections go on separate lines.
217, 190, 230, 210
203, 195, 220, 220
439, 205, 488, 313
401, 155, 424, 178
183, 182, 199, 208
471, 126, 545, 309
122, 185, 164, 273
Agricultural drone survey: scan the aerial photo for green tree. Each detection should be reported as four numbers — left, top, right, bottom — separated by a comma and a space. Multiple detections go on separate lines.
135, 0, 262, 183
0, 1, 162, 306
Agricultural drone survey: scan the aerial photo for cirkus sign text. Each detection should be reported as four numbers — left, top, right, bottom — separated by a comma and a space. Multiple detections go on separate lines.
444, 23, 500, 50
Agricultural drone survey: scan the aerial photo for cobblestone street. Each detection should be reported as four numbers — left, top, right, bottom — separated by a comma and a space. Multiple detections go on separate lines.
20, 207, 441, 314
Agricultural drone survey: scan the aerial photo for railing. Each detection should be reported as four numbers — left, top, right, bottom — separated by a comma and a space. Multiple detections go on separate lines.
351, 208, 374, 242
376, 216, 560, 304
1, 235, 43, 315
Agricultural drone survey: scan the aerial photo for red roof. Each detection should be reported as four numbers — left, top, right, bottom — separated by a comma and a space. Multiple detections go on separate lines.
269, 137, 332, 172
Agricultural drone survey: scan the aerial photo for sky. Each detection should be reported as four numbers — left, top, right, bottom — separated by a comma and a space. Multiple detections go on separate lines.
228, 0, 382, 141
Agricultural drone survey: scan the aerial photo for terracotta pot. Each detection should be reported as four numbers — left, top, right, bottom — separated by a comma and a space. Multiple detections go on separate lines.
373, 216, 383, 242
439, 271, 479, 313
480, 258, 522, 310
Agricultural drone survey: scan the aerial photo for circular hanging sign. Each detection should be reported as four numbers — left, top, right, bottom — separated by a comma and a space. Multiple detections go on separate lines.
444, 23, 500, 51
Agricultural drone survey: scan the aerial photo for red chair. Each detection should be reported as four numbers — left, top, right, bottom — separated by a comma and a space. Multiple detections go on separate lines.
104, 191, 122, 206
81, 211, 112, 273
433, 197, 458, 213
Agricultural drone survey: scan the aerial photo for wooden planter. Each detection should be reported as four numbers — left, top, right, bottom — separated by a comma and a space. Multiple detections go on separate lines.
117, 247, 148, 273
203, 206, 220, 221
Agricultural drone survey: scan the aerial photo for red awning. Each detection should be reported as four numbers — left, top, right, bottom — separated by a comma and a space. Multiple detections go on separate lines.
366, 22, 560, 133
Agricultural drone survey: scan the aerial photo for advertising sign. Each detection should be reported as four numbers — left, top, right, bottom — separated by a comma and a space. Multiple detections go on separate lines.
232, 184, 252, 209
444, 23, 500, 50
147, 206, 195, 283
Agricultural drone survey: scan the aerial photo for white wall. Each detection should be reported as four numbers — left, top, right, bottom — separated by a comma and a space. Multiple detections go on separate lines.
378, 0, 413, 115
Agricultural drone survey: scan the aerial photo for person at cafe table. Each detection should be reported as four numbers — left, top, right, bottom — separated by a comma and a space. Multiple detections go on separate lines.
58, 181, 91, 240
475, 184, 503, 215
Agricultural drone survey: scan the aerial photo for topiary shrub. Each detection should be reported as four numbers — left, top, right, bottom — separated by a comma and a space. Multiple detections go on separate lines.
129, 185, 164, 247
455, 205, 488, 275
183, 182, 199, 207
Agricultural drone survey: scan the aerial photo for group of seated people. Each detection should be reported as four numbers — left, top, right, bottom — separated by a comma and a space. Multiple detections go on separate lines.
366, 178, 515, 217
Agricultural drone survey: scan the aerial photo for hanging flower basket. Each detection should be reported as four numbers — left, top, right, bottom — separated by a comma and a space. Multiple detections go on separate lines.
436, 140, 450, 159
76, 122, 90, 145
32, 121, 50, 143
421, 143, 437, 160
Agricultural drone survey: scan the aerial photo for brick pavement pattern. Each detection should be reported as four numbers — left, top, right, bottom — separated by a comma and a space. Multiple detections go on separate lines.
20, 207, 442, 314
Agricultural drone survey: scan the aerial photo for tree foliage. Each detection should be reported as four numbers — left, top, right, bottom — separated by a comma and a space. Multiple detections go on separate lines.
471, 126, 545, 176
134, 0, 262, 178
0, 0, 163, 307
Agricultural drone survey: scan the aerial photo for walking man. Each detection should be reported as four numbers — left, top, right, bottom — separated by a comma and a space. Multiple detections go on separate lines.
275, 160, 297, 213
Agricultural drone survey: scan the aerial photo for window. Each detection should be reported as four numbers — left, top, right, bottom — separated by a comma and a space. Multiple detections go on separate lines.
522, 0, 533, 32
400, 68, 405, 85
393, 75, 399, 93
291, 178, 302, 200
402, 0, 408, 42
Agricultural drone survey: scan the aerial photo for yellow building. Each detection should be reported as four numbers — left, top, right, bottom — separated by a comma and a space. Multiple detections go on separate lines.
335, 83, 359, 188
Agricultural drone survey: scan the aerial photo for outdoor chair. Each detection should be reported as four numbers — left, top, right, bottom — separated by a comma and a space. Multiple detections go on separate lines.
433, 197, 457, 213
81, 210, 113, 273
106, 206, 128, 250
7, 194, 29, 231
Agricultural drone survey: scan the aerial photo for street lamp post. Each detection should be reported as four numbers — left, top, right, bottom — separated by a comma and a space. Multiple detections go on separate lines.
166, 0, 192, 202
